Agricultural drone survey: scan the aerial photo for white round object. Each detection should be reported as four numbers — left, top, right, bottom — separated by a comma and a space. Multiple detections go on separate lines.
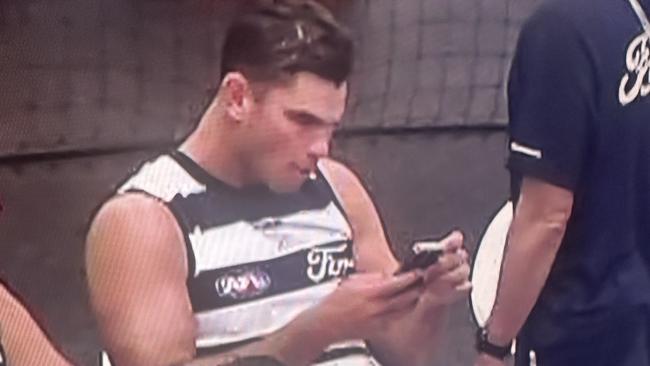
470, 201, 513, 327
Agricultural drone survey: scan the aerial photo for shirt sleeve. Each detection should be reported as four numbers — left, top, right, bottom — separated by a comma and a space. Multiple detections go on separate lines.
506, 5, 596, 192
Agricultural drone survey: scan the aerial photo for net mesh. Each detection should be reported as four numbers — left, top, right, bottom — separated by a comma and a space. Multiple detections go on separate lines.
0, 0, 542, 157
344, 0, 542, 130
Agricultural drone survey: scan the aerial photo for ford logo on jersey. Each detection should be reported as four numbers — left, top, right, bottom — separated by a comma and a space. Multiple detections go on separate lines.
307, 243, 355, 283
215, 267, 272, 300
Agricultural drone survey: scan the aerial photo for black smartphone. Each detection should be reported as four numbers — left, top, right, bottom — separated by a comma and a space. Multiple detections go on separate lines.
395, 240, 446, 275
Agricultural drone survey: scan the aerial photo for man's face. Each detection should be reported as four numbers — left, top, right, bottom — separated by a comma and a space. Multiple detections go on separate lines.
245, 72, 347, 193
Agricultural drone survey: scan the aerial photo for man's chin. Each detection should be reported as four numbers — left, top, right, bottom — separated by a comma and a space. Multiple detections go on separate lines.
268, 179, 306, 194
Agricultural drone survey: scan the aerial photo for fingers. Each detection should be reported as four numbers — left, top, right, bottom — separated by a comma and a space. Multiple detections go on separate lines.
459, 248, 469, 262
440, 230, 464, 253
439, 261, 470, 287
420, 230, 468, 281
380, 284, 421, 314
423, 250, 467, 283
340, 272, 392, 292
343, 272, 387, 285
342, 271, 422, 298
371, 271, 422, 298
421, 261, 471, 305
455, 280, 472, 292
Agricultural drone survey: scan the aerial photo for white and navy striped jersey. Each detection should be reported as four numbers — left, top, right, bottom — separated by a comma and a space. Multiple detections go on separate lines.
117, 151, 380, 366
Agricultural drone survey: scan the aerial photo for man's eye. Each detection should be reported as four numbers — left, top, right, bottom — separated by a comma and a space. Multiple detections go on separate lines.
297, 118, 318, 126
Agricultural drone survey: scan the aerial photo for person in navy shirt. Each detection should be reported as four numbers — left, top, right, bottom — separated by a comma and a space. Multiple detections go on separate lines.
475, 0, 650, 365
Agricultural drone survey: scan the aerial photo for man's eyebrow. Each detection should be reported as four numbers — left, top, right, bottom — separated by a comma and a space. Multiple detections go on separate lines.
285, 109, 338, 126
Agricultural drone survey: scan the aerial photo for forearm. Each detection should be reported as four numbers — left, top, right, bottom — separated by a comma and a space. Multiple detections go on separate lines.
486, 200, 568, 344
186, 309, 335, 366
0, 300, 71, 366
367, 302, 449, 366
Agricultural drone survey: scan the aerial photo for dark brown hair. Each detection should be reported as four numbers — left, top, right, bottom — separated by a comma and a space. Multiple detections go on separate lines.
220, 0, 354, 87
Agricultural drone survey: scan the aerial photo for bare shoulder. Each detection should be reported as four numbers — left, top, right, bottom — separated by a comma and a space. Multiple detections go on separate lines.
86, 193, 195, 364
88, 193, 181, 249
319, 158, 367, 200
320, 158, 397, 271
86, 192, 188, 280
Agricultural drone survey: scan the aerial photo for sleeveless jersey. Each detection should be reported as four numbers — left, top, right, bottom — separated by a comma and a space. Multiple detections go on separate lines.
118, 151, 380, 365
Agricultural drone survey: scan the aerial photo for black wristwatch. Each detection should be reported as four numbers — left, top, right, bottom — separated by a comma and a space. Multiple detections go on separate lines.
475, 328, 513, 360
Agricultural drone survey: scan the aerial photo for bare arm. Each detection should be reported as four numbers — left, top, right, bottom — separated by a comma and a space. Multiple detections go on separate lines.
183, 314, 332, 366
320, 158, 464, 366
0, 284, 72, 366
86, 194, 197, 366
89, 194, 335, 366
185, 271, 423, 366
88, 193, 421, 366
483, 177, 573, 350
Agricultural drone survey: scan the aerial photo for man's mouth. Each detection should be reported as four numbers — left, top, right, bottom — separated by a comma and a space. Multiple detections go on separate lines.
295, 165, 317, 180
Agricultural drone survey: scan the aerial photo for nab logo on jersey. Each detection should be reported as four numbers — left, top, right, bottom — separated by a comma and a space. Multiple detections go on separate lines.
215, 267, 272, 300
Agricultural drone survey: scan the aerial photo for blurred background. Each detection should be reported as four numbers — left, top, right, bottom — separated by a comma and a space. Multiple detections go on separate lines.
0, 0, 541, 364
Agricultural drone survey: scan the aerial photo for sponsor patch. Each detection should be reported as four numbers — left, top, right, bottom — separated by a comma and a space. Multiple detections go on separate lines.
215, 267, 272, 300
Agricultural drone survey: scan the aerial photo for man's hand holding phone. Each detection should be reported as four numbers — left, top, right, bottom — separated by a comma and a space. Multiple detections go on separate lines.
421, 231, 471, 306
396, 231, 471, 307
395, 240, 446, 275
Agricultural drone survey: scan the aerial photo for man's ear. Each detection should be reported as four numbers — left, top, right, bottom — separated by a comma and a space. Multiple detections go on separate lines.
221, 72, 254, 122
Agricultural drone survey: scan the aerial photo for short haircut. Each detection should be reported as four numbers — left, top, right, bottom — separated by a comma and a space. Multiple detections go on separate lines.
220, 0, 354, 87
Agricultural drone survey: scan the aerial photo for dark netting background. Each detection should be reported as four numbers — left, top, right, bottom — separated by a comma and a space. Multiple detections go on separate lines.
0, 0, 541, 159
347, 0, 542, 129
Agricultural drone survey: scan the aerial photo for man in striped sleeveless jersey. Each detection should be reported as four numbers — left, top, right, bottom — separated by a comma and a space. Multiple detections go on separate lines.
86, 1, 471, 365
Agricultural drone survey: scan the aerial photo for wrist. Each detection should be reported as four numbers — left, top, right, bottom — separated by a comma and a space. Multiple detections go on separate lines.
475, 328, 513, 360
293, 306, 342, 347
418, 283, 451, 308
477, 352, 506, 365
485, 330, 511, 348
415, 296, 447, 320
260, 308, 339, 366
481, 321, 513, 346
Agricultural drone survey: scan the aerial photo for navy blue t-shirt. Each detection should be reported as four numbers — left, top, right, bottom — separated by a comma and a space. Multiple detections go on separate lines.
507, 0, 650, 348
